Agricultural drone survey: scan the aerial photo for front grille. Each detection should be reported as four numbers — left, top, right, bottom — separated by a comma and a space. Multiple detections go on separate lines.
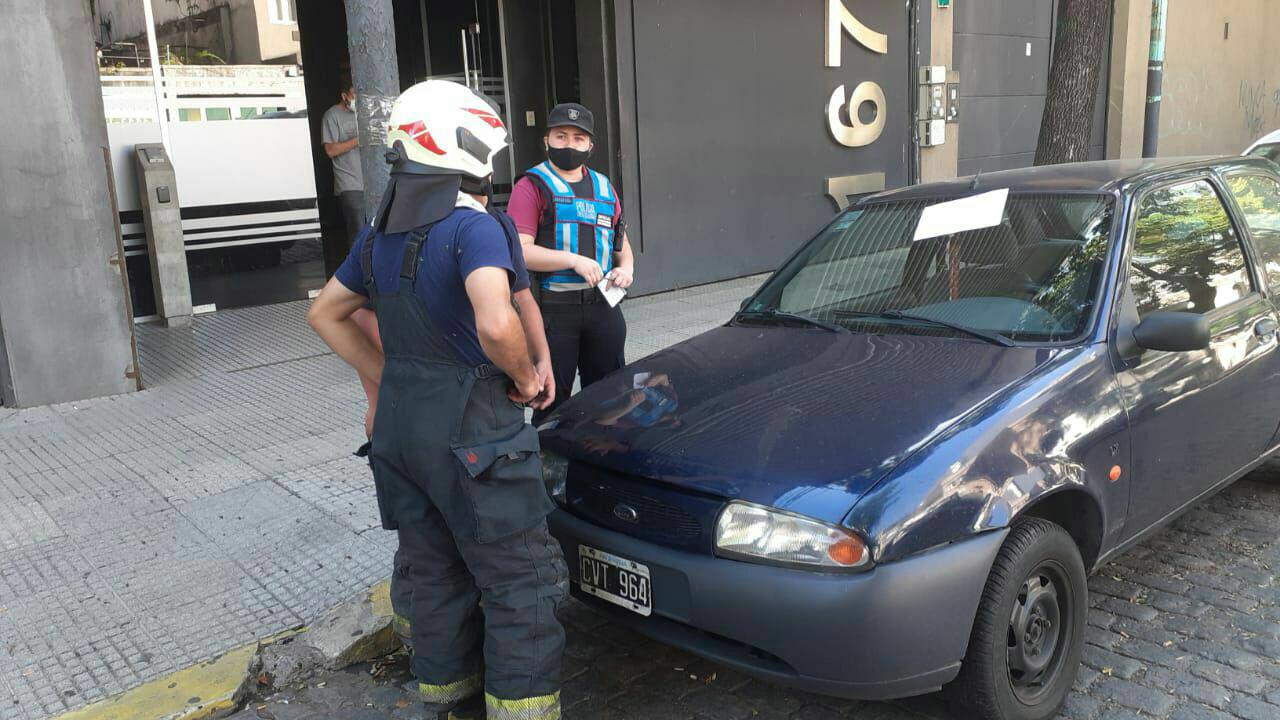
567, 470, 710, 551
584, 484, 701, 539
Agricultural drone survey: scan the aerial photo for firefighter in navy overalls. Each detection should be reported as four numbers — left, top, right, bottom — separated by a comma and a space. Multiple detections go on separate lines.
307, 80, 567, 720
507, 103, 636, 425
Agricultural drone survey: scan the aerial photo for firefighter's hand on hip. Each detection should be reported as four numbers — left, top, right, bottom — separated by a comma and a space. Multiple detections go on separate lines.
606, 266, 634, 290
530, 357, 556, 411
572, 256, 605, 285
507, 375, 543, 405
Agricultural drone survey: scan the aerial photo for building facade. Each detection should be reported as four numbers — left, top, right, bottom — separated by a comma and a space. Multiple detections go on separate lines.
5, 0, 1280, 407
1107, 0, 1280, 159
92, 0, 300, 65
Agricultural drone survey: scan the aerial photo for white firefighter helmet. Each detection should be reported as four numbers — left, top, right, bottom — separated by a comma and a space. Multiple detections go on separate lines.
384, 79, 508, 178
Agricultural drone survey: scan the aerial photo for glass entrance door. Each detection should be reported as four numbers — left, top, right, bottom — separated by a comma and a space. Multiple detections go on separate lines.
95, 0, 324, 316
418, 0, 517, 199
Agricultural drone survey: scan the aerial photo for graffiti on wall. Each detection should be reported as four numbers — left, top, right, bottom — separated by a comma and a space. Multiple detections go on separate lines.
1239, 80, 1268, 139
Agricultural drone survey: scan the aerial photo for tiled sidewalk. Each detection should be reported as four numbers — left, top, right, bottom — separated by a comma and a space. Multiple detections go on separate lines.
0, 275, 765, 720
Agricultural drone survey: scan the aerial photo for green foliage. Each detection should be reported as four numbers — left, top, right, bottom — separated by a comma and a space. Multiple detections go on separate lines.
1131, 182, 1241, 316
1226, 175, 1280, 291
1033, 214, 1110, 324
165, 47, 226, 65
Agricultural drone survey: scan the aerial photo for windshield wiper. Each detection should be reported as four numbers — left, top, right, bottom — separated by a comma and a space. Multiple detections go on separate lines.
833, 309, 1014, 347
735, 309, 847, 333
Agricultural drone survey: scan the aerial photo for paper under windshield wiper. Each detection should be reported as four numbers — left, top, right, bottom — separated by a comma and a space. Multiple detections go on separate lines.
833, 309, 1014, 347
736, 309, 847, 333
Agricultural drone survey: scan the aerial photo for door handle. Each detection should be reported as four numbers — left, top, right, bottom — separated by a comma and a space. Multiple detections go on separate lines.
1254, 317, 1278, 340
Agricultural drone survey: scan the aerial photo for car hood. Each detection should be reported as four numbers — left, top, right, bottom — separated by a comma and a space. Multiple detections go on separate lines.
540, 325, 1059, 524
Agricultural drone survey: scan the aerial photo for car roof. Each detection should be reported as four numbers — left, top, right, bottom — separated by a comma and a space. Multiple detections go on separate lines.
867, 156, 1277, 203
1246, 129, 1280, 153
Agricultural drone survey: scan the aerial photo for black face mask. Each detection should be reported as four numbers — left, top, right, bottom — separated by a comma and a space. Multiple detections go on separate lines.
459, 175, 494, 205
547, 145, 591, 172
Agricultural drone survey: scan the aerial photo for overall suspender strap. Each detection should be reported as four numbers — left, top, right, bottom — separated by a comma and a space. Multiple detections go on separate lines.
360, 230, 376, 295
397, 226, 431, 293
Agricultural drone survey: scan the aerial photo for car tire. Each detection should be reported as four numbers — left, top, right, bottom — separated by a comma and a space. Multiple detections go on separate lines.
945, 518, 1088, 720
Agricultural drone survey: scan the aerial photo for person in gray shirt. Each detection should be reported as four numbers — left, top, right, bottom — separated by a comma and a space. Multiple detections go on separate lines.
322, 75, 365, 249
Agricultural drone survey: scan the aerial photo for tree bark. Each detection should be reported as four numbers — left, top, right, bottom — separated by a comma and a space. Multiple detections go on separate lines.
1034, 0, 1110, 166
343, 0, 401, 219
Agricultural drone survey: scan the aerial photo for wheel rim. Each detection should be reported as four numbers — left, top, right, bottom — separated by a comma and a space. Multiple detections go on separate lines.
1006, 561, 1072, 704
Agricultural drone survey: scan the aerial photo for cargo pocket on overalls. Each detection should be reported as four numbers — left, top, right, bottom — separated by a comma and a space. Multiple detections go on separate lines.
362, 446, 410, 532
369, 470, 400, 531
355, 442, 394, 530
452, 424, 556, 544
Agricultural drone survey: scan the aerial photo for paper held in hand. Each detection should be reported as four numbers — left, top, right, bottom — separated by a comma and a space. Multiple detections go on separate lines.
597, 278, 627, 308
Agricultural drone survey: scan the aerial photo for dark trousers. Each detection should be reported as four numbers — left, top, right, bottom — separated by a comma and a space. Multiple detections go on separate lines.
393, 501, 567, 711
340, 190, 365, 250
533, 298, 627, 425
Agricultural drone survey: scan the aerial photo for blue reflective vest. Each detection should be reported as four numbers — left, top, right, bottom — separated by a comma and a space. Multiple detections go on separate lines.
525, 161, 618, 290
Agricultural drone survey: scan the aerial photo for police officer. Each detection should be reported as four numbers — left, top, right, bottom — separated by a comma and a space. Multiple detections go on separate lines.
308, 80, 567, 720
507, 103, 635, 424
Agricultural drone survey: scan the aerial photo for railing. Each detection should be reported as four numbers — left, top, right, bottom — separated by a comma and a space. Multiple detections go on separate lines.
429, 74, 507, 110
100, 69, 308, 123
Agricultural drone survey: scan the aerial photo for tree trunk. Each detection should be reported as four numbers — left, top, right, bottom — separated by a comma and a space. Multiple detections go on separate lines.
343, 0, 401, 219
1034, 0, 1110, 166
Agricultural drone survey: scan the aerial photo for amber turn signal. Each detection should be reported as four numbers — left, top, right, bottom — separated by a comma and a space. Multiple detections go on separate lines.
828, 536, 867, 566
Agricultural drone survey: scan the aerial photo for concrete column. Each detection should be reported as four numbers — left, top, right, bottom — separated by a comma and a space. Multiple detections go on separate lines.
135, 144, 192, 327
1106, 0, 1154, 159
0, 0, 138, 406
344, 0, 401, 219
920, 3, 959, 183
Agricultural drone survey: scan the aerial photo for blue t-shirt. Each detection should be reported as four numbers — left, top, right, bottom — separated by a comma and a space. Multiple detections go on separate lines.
334, 207, 530, 367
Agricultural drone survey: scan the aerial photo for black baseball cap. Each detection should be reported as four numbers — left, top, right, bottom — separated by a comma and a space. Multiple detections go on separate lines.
547, 103, 594, 135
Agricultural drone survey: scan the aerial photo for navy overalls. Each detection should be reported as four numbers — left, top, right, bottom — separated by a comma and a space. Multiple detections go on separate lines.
362, 219, 568, 719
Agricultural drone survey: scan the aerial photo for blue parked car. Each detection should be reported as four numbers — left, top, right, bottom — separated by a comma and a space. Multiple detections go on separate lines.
538, 157, 1280, 720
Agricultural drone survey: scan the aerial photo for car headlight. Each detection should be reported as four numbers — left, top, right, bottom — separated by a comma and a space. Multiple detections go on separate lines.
715, 501, 871, 571
541, 450, 568, 505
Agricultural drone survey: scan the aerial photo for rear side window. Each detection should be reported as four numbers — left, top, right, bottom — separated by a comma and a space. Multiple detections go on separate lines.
1225, 174, 1280, 291
1129, 180, 1252, 318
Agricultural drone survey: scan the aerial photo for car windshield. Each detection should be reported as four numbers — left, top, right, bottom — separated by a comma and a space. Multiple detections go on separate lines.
1248, 142, 1280, 165
740, 192, 1115, 343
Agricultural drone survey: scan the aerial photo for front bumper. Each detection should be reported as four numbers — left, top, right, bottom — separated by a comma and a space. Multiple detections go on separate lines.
549, 508, 1007, 700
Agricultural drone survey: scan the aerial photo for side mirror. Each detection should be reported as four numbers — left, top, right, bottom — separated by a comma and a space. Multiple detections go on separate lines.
1132, 311, 1211, 352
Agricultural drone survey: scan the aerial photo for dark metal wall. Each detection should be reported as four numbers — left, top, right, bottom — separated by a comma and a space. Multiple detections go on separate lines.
954, 0, 1109, 175
614, 0, 914, 295
499, 0, 552, 182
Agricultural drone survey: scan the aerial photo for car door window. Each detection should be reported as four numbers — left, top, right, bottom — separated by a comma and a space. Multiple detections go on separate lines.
1224, 173, 1280, 292
1129, 180, 1253, 318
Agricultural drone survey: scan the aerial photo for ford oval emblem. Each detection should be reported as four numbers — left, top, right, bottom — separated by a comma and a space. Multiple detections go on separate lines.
613, 504, 639, 523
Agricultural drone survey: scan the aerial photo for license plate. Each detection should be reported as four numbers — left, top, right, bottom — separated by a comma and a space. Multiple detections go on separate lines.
577, 545, 652, 616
